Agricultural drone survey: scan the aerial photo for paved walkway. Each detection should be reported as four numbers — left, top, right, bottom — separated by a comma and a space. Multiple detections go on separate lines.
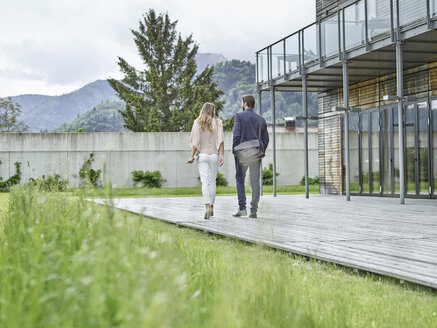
92, 195, 437, 289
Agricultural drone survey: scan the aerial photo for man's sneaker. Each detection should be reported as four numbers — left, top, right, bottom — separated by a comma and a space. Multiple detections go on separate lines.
233, 208, 247, 217
249, 212, 257, 218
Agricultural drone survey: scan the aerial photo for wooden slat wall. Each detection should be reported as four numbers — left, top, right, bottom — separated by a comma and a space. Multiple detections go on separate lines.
318, 61, 437, 194
316, 0, 349, 20
318, 90, 343, 194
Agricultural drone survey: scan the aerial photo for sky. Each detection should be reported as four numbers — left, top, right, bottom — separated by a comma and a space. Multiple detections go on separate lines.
0, 0, 315, 97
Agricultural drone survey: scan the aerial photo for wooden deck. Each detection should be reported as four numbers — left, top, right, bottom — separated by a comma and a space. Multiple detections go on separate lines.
92, 195, 437, 289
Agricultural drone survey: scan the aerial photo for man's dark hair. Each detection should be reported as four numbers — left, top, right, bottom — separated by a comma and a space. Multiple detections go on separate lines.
242, 95, 255, 109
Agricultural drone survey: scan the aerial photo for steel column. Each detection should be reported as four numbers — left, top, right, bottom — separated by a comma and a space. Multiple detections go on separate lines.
302, 74, 309, 199
271, 87, 277, 197
396, 0, 405, 204
258, 90, 263, 196
343, 60, 351, 201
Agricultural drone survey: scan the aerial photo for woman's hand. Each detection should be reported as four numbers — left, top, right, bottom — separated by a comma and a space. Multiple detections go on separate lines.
218, 156, 224, 167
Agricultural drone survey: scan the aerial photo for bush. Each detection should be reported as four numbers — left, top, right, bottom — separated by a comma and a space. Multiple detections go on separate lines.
28, 174, 68, 192
216, 172, 228, 187
79, 153, 102, 188
0, 161, 22, 190
197, 172, 228, 187
262, 163, 279, 185
132, 170, 167, 188
299, 176, 319, 186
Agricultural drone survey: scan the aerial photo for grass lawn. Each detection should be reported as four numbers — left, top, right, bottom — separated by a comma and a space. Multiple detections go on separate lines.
0, 187, 436, 327
85, 184, 320, 198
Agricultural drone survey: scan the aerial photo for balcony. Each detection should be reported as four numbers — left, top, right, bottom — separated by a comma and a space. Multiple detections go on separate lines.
256, 0, 437, 93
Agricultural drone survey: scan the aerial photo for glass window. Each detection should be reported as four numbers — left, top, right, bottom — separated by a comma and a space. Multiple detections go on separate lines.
432, 0, 437, 17
367, 0, 392, 41
417, 102, 429, 195
285, 34, 299, 72
257, 50, 268, 83
271, 42, 284, 78
405, 103, 416, 194
399, 0, 426, 27
370, 110, 380, 193
303, 24, 318, 65
361, 111, 370, 193
393, 108, 400, 194
321, 14, 339, 57
344, 1, 365, 49
349, 112, 360, 192
432, 100, 437, 194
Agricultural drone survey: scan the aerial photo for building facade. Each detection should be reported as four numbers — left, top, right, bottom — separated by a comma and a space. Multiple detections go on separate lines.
256, 0, 437, 199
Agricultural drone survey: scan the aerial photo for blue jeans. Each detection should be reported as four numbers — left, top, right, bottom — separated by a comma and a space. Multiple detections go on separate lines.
234, 156, 261, 212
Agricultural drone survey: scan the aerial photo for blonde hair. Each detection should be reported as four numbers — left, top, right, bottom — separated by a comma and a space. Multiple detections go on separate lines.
197, 102, 216, 133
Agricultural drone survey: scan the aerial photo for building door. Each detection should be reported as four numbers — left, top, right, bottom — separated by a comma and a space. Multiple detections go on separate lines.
381, 105, 398, 195
360, 108, 380, 194
404, 101, 431, 197
432, 99, 437, 196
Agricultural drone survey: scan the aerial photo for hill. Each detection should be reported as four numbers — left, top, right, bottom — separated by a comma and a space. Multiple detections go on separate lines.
55, 101, 126, 132
10, 80, 119, 132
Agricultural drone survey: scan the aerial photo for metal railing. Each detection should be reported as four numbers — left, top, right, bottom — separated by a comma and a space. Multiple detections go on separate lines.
256, 0, 436, 84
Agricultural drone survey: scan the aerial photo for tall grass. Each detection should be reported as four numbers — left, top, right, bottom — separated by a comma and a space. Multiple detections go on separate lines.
86, 184, 320, 199
0, 186, 436, 327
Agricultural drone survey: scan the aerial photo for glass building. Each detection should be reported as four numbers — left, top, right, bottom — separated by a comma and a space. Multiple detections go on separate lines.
256, 0, 437, 200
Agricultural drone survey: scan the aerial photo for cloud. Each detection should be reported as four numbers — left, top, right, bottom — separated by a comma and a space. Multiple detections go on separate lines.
0, 0, 316, 95
1, 39, 116, 84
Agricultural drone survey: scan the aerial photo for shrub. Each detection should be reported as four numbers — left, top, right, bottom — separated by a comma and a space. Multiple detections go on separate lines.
79, 153, 102, 188
262, 163, 279, 185
0, 161, 22, 190
132, 170, 167, 188
197, 172, 228, 187
216, 172, 228, 187
28, 174, 68, 192
299, 176, 319, 185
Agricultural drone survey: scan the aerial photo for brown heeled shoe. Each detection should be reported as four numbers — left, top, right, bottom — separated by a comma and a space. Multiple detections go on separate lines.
209, 205, 214, 217
204, 205, 210, 220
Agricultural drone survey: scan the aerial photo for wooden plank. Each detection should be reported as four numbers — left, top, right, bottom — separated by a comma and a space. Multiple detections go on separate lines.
91, 194, 437, 289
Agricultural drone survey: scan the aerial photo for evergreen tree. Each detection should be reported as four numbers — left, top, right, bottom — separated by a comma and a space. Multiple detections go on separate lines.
108, 10, 223, 132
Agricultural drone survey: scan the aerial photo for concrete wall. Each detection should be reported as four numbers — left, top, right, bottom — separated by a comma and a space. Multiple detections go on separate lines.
0, 132, 318, 188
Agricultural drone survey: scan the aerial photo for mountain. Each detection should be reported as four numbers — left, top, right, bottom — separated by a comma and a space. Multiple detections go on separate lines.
55, 101, 127, 132
11, 80, 119, 132
10, 53, 227, 132
213, 60, 318, 125
196, 53, 227, 72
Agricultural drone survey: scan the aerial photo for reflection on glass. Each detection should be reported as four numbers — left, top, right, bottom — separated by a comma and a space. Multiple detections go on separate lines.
418, 102, 429, 194
344, 1, 365, 49
393, 108, 400, 193
432, 0, 437, 17
258, 50, 268, 82
371, 110, 380, 193
399, 0, 426, 27
349, 113, 360, 192
303, 24, 318, 65
432, 100, 437, 193
321, 14, 339, 57
405, 104, 416, 194
361, 112, 370, 193
271, 42, 284, 78
381, 108, 392, 194
285, 34, 299, 72
367, 0, 392, 40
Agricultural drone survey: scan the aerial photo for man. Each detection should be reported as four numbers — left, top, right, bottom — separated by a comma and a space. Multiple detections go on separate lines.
232, 94, 269, 218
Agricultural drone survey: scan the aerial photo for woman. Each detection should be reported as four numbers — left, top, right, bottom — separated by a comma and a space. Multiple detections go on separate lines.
187, 102, 224, 219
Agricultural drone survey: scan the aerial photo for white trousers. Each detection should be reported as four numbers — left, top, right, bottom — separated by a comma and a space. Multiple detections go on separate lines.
197, 153, 219, 205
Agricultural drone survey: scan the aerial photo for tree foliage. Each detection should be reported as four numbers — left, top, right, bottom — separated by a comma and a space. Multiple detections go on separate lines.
213, 60, 318, 127
108, 10, 223, 132
0, 97, 29, 132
